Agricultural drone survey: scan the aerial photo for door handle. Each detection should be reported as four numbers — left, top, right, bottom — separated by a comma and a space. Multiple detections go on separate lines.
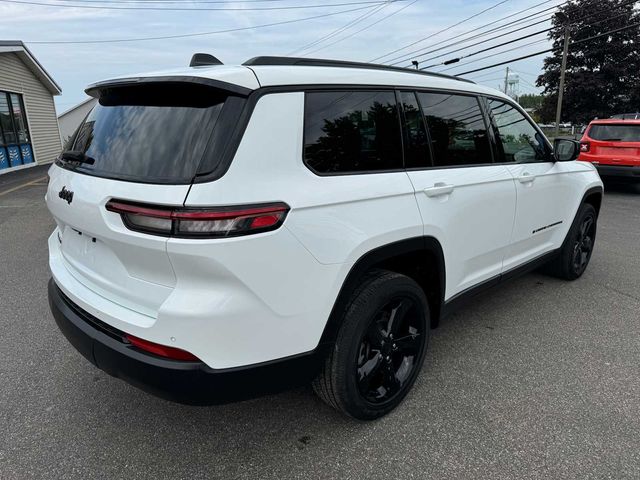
424, 182, 454, 198
517, 172, 536, 184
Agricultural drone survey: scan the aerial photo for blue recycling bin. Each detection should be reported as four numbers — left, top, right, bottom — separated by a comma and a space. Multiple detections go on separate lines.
0, 147, 8, 170
20, 144, 34, 164
7, 145, 22, 167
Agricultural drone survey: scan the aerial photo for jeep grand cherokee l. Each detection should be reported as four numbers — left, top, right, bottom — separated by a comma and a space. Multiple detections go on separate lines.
47, 55, 603, 420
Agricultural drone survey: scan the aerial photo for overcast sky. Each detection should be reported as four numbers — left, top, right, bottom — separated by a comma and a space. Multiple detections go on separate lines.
0, 0, 551, 112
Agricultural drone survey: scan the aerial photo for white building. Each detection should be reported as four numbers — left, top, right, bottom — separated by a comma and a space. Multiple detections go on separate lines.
0, 40, 62, 173
57, 97, 97, 147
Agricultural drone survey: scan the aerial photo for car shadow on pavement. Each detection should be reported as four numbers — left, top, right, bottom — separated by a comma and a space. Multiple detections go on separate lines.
602, 180, 640, 194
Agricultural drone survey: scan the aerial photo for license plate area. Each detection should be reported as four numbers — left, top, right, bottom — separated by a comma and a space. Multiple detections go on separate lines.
60, 225, 122, 286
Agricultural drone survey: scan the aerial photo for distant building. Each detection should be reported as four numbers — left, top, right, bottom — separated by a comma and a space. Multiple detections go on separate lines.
58, 97, 97, 147
0, 40, 62, 173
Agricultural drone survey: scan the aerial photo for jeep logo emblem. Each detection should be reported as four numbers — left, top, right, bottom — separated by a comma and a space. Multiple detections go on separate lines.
58, 186, 74, 205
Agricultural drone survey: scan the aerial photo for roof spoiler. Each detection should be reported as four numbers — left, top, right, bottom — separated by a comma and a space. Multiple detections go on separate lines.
84, 76, 252, 98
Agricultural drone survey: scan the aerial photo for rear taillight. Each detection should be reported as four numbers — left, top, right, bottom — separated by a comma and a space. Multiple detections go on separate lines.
105, 200, 290, 238
125, 334, 200, 361
580, 141, 590, 153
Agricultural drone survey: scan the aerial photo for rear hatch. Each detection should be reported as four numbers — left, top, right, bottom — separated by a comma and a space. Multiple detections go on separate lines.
585, 123, 640, 165
47, 78, 251, 317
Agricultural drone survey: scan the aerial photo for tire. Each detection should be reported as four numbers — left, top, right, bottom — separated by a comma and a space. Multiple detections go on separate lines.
544, 203, 597, 280
313, 270, 430, 420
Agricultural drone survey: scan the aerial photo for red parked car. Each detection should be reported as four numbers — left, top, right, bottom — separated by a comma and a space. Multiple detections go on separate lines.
578, 119, 640, 182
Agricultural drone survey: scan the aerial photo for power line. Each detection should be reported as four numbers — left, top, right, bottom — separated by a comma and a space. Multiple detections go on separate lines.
288, 1, 392, 55
368, 0, 514, 62
433, 5, 639, 73
421, 27, 552, 69
455, 20, 640, 76
386, 0, 563, 66
417, 0, 638, 69
303, 0, 419, 55
0, 0, 403, 11
512, 72, 538, 88
407, 18, 553, 67
41, 0, 294, 3
25, 5, 381, 44
438, 38, 549, 72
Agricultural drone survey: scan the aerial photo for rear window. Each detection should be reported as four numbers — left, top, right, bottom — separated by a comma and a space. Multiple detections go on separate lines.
65, 83, 243, 184
588, 124, 640, 142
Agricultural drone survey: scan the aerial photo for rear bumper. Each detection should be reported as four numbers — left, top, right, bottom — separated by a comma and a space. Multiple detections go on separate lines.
594, 164, 640, 181
48, 278, 323, 405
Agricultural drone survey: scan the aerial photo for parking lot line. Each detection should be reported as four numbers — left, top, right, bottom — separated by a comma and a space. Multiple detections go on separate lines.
0, 176, 47, 197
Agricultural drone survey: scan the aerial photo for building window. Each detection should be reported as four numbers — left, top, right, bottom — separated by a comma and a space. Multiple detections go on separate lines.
0, 91, 34, 170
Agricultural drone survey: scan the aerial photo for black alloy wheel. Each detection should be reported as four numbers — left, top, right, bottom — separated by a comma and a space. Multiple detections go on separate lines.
356, 296, 424, 404
571, 213, 596, 276
312, 270, 430, 420
542, 203, 598, 280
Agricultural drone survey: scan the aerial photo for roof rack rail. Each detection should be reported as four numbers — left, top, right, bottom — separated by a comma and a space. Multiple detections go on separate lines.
242, 56, 474, 84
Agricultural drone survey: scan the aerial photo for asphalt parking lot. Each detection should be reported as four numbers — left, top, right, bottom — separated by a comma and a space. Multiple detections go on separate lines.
1, 165, 639, 479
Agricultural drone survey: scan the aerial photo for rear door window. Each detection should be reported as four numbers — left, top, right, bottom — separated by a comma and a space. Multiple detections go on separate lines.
416, 92, 492, 167
66, 83, 242, 184
303, 90, 403, 174
588, 124, 640, 142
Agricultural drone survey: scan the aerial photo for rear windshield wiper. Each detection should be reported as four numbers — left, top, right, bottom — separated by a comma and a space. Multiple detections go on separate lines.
59, 151, 96, 165
602, 138, 622, 141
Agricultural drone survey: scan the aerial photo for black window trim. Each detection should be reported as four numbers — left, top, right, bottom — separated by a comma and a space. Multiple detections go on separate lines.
52, 83, 549, 185
397, 89, 434, 169
193, 84, 542, 184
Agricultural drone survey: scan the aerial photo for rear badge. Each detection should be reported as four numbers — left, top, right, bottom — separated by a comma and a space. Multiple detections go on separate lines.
58, 186, 74, 205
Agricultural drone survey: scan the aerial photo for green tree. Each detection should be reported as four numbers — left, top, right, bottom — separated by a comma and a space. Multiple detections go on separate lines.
518, 94, 544, 110
537, 0, 640, 124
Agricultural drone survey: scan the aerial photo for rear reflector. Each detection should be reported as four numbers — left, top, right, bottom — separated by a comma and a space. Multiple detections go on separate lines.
125, 334, 200, 361
106, 200, 289, 238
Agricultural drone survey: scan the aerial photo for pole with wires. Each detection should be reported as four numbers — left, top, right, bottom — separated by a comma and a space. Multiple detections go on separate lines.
555, 16, 570, 137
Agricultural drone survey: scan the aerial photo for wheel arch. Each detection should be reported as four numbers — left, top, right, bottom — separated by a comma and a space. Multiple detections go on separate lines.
318, 236, 446, 348
582, 185, 603, 217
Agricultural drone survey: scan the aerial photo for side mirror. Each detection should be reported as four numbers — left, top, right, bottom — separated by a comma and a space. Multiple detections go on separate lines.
553, 138, 580, 162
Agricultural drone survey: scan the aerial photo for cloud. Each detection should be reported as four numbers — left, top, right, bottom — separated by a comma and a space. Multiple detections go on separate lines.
0, 0, 548, 108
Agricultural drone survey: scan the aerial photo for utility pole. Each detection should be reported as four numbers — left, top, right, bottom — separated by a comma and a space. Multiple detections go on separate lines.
555, 23, 570, 137
503, 66, 509, 96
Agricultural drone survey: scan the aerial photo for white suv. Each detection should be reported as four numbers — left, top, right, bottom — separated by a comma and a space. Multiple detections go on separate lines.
47, 55, 603, 420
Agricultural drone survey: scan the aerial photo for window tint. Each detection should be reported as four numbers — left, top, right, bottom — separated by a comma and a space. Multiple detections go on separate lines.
488, 99, 549, 163
417, 93, 491, 167
304, 91, 402, 173
399, 91, 431, 168
588, 124, 640, 142
69, 83, 232, 184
